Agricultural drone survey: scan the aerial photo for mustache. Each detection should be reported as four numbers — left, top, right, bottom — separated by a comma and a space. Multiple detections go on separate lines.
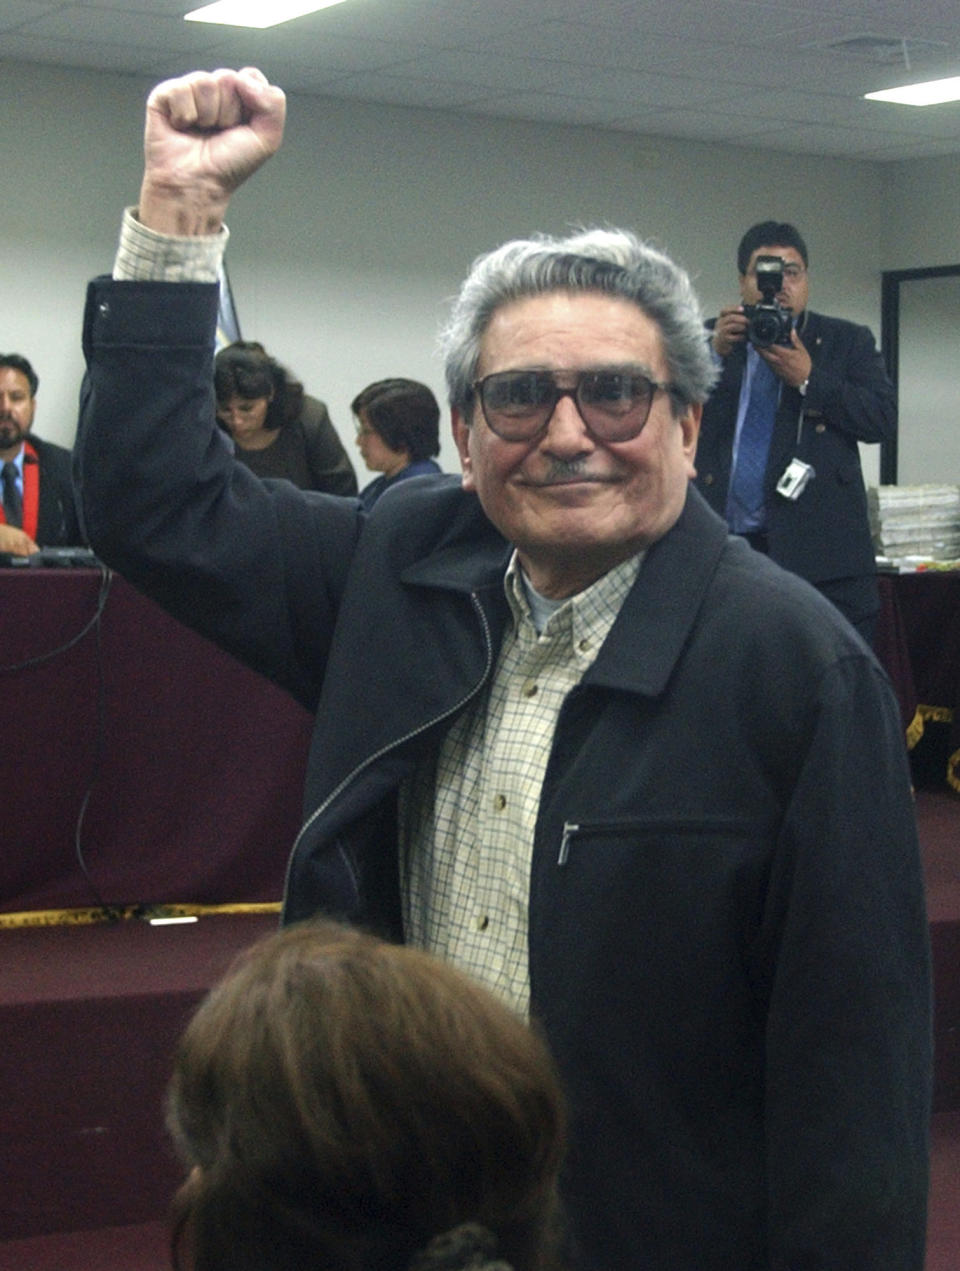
543, 458, 590, 480
536, 457, 619, 484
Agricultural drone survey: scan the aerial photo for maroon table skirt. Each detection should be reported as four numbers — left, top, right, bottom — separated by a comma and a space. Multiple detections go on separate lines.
877, 571, 960, 792
1, 568, 313, 915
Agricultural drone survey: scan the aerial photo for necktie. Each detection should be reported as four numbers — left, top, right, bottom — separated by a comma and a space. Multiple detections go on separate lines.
2, 461, 22, 529
726, 356, 780, 533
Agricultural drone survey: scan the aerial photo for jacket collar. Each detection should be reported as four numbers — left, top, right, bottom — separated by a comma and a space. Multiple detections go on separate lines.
399, 481, 730, 699
399, 490, 512, 595
582, 484, 730, 698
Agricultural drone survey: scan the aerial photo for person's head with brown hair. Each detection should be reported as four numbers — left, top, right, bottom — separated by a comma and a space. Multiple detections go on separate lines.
213, 342, 306, 448
350, 379, 441, 466
166, 920, 567, 1271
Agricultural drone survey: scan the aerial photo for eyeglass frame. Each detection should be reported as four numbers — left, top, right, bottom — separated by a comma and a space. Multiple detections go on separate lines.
467, 366, 684, 444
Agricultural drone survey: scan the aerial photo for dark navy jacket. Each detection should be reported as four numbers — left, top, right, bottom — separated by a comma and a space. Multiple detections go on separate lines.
76, 278, 931, 1271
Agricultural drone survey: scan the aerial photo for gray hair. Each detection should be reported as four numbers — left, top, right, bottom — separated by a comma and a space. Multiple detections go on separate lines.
439, 227, 717, 417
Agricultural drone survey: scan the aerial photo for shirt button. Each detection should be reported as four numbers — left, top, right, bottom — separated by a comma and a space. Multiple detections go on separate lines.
476, 914, 489, 931
522, 679, 538, 698
578, 638, 591, 653
493, 794, 507, 811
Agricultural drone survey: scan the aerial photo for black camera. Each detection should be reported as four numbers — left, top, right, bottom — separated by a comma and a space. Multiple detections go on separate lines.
743, 255, 793, 348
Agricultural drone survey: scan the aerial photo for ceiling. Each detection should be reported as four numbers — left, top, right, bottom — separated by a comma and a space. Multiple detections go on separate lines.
3, 0, 960, 161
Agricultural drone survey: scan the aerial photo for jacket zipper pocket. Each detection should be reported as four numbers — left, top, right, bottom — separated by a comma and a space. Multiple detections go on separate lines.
558, 821, 579, 866
557, 816, 757, 866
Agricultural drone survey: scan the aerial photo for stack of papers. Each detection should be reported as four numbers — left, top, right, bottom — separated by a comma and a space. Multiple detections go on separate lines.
869, 484, 960, 569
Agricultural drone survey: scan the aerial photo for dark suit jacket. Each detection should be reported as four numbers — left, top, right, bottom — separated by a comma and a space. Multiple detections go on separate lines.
25, 434, 84, 545
694, 310, 894, 588
75, 276, 932, 1271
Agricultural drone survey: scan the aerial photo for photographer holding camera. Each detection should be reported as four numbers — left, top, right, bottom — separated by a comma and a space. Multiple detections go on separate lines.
695, 220, 895, 645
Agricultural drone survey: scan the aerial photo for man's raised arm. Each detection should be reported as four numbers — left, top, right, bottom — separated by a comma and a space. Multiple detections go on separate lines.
77, 67, 360, 707
137, 67, 286, 237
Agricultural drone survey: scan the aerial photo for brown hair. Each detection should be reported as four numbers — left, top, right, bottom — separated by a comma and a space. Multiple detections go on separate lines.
214, 342, 305, 431
166, 920, 567, 1271
350, 379, 440, 462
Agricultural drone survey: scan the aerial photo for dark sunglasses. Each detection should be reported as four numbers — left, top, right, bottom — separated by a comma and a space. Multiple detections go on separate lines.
470, 367, 680, 443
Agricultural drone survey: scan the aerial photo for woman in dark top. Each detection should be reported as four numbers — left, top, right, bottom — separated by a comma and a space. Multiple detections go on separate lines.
352, 378, 442, 510
215, 341, 357, 496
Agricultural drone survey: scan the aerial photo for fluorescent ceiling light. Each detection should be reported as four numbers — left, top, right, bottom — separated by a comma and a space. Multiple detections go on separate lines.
864, 75, 960, 106
185, 0, 347, 28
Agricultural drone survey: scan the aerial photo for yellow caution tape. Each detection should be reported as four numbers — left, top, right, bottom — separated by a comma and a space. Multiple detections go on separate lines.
0, 901, 281, 929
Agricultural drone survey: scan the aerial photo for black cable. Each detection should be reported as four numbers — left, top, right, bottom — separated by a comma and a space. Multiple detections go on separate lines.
72, 568, 122, 921
0, 563, 113, 673
1, 564, 121, 919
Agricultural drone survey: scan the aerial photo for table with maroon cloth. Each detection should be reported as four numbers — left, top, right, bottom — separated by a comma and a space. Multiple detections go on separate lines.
4, 564, 955, 917
876, 571, 960, 792
1, 567, 314, 916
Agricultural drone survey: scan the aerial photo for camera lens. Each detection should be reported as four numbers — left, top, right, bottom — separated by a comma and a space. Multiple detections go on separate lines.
748, 311, 782, 348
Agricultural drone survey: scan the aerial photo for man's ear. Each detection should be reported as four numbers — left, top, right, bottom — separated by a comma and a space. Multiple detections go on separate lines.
680, 402, 701, 479
451, 406, 475, 491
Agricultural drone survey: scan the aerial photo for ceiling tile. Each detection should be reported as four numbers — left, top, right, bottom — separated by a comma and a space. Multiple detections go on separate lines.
3, 0, 959, 160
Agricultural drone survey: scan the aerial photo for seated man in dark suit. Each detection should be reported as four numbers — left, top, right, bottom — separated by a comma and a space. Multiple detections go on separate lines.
0, 352, 83, 558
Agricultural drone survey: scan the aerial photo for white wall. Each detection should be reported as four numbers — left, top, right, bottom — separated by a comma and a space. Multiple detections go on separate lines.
880, 159, 960, 270
1, 60, 950, 487
896, 275, 960, 485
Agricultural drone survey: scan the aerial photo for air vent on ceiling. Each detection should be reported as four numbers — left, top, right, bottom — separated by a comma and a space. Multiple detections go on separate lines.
822, 34, 950, 66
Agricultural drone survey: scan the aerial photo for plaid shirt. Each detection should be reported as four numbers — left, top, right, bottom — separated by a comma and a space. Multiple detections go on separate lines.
401, 550, 641, 1016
